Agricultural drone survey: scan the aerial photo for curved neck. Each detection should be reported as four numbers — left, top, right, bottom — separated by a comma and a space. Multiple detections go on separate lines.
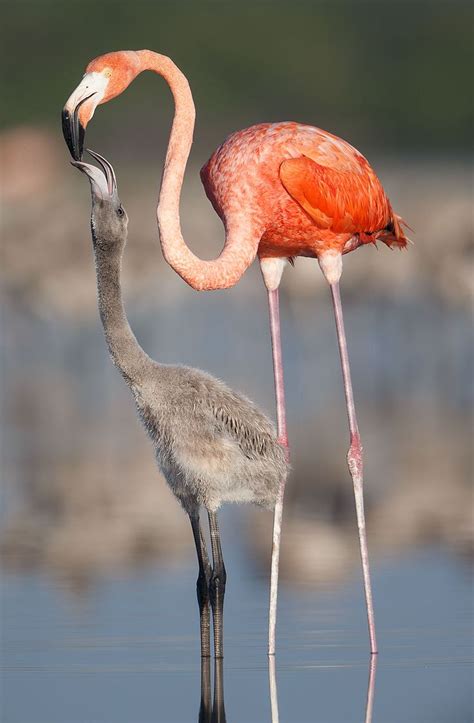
93, 240, 153, 386
136, 50, 257, 291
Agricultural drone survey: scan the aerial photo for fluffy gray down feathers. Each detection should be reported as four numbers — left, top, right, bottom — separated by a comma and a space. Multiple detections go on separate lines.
134, 364, 289, 515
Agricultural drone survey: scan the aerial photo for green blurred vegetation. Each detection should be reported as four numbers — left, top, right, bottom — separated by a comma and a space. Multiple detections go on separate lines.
1, 0, 473, 151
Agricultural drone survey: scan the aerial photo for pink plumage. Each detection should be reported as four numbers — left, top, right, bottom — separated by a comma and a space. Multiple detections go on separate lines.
201, 121, 408, 264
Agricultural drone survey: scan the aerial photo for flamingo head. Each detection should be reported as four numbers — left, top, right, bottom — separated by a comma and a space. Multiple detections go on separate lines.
62, 51, 142, 160
72, 149, 128, 245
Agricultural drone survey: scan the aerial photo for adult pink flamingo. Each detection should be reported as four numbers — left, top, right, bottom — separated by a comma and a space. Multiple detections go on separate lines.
62, 49, 408, 656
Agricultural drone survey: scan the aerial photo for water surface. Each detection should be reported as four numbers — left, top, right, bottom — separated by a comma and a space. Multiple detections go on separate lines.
2, 528, 472, 722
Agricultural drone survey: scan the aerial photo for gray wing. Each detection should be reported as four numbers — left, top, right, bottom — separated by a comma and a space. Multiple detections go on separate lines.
203, 392, 279, 461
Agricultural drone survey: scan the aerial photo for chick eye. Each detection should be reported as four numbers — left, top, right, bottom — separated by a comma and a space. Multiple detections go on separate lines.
117, 206, 124, 217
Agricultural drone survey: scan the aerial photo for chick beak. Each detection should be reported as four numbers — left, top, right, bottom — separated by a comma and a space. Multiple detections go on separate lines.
71, 149, 118, 201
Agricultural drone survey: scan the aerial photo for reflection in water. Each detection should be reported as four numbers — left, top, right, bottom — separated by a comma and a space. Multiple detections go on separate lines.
199, 657, 226, 723
268, 654, 377, 723
269, 655, 279, 723
212, 658, 226, 723
365, 655, 378, 723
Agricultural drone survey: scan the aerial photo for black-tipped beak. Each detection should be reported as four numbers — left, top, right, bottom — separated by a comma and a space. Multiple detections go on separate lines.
62, 108, 83, 161
61, 92, 95, 161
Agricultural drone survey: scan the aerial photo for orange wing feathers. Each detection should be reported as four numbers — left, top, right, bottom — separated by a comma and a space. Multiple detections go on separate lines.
280, 155, 409, 248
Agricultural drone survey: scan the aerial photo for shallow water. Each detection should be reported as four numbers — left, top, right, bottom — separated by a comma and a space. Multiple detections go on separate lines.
1, 525, 472, 723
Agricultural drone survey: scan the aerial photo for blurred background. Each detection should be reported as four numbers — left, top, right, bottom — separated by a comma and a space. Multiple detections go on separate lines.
1, 2, 473, 722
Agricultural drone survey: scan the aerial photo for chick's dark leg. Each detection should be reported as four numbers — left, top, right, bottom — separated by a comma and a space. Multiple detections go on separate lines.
190, 512, 212, 658
208, 511, 227, 659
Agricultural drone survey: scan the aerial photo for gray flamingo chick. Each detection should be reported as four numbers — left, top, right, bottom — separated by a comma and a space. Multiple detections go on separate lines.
72, 150, 289, 659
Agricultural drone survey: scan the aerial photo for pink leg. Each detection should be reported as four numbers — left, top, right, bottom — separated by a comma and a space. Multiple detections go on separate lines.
330, 281, 378, 654
267, 288, 289, 656
365, 653, 378, 723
